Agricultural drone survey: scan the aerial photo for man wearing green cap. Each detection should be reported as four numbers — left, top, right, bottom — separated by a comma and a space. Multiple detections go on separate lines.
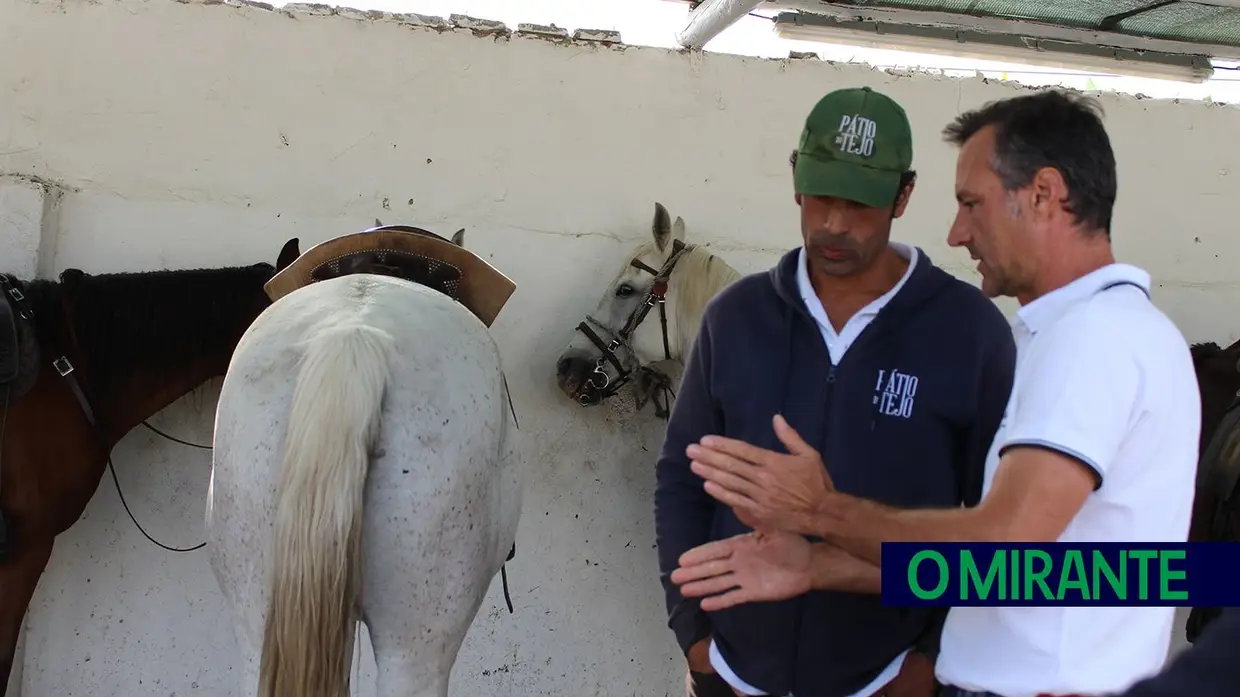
654, 86, 1016, 697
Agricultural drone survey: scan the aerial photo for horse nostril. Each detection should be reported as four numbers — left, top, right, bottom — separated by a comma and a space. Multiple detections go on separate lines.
556, 357, 573, 378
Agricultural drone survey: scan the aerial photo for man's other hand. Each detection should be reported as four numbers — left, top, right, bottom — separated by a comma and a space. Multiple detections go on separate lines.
687, 414, 833, 535
881, 651, 937, 697
687, 638, 715, 674
671, 530, 813, 611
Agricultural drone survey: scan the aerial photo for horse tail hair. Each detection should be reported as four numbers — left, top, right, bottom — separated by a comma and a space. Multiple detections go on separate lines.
258, 319, 394, 697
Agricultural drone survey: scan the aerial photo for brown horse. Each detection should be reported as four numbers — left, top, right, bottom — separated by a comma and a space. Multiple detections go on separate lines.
0, 238, 300, 693
1185, 338, 1240, 643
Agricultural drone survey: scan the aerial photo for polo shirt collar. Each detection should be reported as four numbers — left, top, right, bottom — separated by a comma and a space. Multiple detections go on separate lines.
1014, 262, 1151, 335
795, 242, 917, 313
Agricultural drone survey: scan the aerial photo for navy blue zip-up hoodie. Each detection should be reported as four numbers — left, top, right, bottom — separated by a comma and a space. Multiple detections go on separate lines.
655, 246, 1016, 697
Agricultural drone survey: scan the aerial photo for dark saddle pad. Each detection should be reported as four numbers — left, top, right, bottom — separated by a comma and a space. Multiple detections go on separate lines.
309, 225, 465, 300
311, 249, 464, 300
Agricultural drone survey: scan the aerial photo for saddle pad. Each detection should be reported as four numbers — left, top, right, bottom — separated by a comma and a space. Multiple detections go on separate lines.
265, 225, 517, 328
0, 296, 18, 384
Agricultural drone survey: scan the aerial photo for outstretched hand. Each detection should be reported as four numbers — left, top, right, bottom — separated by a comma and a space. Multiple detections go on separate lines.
686, 414, 834, 535
670, 530, 813, 611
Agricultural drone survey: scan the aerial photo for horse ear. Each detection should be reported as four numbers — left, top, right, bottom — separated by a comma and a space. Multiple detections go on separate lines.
276, 238, 300, 272
671, 216, 686, 248
451, 228, 465, 247
59, 268, 85, 287
652, 202, 672, 253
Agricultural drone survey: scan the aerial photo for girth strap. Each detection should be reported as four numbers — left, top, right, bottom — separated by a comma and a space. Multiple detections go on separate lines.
499, 373, 519, 613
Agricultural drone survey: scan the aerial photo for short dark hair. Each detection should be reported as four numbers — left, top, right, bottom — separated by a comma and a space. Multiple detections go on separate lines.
787, 150, 917, 206
942, 89, 1117, 235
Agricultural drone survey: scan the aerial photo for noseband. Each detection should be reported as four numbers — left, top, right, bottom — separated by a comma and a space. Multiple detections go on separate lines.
573, 239, 692, 417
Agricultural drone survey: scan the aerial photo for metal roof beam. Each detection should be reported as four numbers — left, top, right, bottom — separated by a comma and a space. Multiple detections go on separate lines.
675, 0, 765, 49
774, 0, 1240, 59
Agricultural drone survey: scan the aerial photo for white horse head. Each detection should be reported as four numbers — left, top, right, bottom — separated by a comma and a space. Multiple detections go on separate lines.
555, 202, 741, 416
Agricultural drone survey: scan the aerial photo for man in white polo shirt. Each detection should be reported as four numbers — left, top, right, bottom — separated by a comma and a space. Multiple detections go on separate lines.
670, 89, 1201, 697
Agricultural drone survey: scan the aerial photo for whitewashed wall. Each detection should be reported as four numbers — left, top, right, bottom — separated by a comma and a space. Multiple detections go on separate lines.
2, 0, 1238, 695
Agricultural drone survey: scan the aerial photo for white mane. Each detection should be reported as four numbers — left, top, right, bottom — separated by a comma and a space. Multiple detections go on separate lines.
663, 243, 742, 358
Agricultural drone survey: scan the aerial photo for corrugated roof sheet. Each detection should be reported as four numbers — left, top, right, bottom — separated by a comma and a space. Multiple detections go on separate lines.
784, 0, 1240, 50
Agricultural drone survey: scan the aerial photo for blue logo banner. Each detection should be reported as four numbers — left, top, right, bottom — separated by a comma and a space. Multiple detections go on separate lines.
880, 542, 1240, 606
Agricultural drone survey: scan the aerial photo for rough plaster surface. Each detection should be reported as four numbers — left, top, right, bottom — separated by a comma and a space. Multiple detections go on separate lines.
0, 0, 1229, 694
0, 177, 47, 279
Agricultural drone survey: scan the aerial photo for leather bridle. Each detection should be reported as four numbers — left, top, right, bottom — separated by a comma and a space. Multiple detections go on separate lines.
571, 239, 692, 418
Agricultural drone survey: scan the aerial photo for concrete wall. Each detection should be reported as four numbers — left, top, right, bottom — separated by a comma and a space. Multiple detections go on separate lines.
2, 1, 1237, 695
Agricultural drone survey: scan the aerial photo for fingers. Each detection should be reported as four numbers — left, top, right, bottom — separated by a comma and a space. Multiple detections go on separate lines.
671, 558, 734, 586
690, 459, 762, 500
699, 588, 753, 612
696, 435, 779, 467
678, 538, 737, 567
686, 443, 763, 484
772, 414, 813, 455
679, 571, 741, 599
702, 480, 759, 514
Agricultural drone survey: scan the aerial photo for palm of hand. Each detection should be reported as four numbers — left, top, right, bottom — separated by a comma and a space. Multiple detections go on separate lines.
743, 530, 813, 599
675, 529, 815, 611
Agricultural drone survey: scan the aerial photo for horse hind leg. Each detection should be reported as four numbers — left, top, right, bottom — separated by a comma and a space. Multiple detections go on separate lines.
357, 452, 500, 697
362, 608, 453, 697
359, 524, 464, 697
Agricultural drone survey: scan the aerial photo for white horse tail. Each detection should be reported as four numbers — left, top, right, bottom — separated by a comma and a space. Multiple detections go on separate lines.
258, 319, 394, 697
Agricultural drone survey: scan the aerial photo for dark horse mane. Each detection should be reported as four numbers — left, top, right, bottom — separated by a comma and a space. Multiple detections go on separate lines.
17, 263, 275, 400
1190, 339, 1240, 372
1191, 341, 1223, 362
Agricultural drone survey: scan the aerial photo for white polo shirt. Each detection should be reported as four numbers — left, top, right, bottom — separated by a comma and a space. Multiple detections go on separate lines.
935, 263, 1202, 697
709, 243, 917, 697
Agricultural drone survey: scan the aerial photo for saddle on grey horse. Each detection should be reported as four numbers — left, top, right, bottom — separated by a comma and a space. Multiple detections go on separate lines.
265, 224, 517, 328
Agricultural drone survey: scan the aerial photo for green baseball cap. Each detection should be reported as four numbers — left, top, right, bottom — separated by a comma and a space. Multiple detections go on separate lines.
794, 86, 914, 209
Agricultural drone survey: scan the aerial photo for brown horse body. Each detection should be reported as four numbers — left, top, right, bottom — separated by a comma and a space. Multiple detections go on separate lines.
0, 240, 298, 693
1185, 338, 1240, 643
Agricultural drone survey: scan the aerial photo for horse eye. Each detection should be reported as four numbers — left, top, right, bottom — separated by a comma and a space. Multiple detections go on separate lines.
615, 284, 634, 297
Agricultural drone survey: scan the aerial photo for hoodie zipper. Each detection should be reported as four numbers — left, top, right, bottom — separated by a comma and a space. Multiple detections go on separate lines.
787, 342, 840, 697
777, 249, 955, 695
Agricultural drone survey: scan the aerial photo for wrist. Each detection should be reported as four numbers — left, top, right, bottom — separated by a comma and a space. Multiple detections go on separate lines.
813, 491, 854, 539
807, 543, 834, 590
